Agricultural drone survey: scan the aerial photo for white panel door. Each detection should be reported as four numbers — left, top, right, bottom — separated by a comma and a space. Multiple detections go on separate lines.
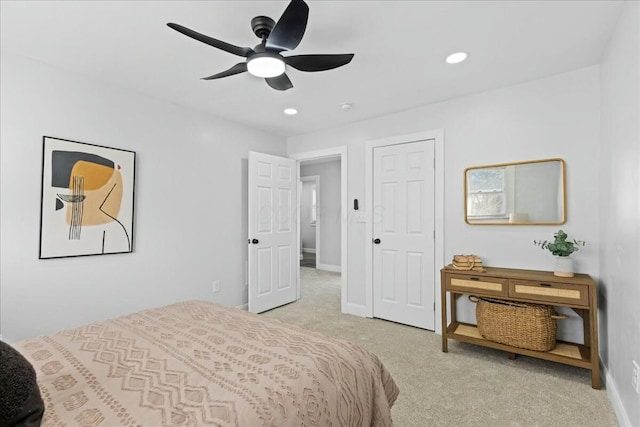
373, 140, 435, 329
248, 151, 297, 313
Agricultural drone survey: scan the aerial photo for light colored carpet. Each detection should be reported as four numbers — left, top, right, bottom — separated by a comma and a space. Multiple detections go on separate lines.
263, 267, 618, 427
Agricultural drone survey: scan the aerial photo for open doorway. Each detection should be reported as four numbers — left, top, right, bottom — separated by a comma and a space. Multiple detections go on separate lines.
299, 157, 341, 273
291, 147, 347, 313
298, 156, 342, 310
300, 175, 319, 268
247, 148, 347, 315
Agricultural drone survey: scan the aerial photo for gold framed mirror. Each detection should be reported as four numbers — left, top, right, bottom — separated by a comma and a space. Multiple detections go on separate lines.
464, 158, 566, 225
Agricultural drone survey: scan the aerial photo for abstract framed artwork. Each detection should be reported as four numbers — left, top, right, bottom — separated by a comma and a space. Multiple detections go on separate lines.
39, 136, 136, 259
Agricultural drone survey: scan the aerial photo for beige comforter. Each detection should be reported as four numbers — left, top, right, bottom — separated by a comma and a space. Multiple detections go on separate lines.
14, 300, 399, 426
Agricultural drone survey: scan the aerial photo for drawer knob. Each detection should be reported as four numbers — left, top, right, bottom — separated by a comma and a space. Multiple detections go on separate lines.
469, 277, 480, 281
539, 283, 552, 287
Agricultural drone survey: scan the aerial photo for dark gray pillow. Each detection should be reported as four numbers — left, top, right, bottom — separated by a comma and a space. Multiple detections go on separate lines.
0, 341, 44, 427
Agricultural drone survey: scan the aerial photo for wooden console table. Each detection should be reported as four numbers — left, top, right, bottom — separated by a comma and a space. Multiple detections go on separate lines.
440, 266, 600, 389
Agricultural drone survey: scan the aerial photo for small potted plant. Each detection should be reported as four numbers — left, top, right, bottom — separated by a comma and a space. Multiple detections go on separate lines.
534, 230, 586, 277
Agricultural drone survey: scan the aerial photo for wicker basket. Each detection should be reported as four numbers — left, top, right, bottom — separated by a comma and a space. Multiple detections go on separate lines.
470, 296, 568, 351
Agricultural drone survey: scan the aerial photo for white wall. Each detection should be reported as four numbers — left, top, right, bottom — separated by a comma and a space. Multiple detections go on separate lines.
0, 53, 287, 342
301, 160, 342, 268
288, 66, 601, 343
300, 180, 317, 251
599, 2, 640, 425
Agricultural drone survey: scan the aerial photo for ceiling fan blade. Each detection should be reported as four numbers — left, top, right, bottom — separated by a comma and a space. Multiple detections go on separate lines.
284, 53, 354, 72
167, 23, 254, 57
201, 63, 248, 80
265, 0, 309, 52
265, 73, 293, 91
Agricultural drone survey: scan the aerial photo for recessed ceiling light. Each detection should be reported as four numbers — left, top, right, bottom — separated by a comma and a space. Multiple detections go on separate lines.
446, 52, 468, 64
340, 103, 353, 111
284, 108, 298, 115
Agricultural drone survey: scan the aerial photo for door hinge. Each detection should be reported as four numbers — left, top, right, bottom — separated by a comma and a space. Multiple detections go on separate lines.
433, 230, 435, 240
433, 302, 436, 311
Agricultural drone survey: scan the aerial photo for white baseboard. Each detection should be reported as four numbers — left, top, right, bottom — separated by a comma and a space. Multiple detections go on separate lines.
317, 263, 341, 273
302, 248, 316, 254
235, 304, 248, 311
602, 362, 633, 427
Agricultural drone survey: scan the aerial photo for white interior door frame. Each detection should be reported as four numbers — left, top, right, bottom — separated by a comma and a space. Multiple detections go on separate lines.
365, 129, 445, 334
300, 175, 320, 264
289, 147, 348, 312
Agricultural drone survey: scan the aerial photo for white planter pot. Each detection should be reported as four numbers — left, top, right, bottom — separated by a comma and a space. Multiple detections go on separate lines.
554, 256, 574, 277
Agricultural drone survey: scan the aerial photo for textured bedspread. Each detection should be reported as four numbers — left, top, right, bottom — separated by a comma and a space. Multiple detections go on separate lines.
14, 300, 399, 426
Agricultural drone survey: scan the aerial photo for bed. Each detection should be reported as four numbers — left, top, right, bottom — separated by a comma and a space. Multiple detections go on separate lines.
13, 300, 399, 426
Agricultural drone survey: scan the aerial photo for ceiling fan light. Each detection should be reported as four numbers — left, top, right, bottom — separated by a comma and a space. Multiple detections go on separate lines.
247, 54, 285, 78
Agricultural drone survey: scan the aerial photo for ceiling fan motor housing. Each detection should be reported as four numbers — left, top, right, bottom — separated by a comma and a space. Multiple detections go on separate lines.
251, 16, 275, 39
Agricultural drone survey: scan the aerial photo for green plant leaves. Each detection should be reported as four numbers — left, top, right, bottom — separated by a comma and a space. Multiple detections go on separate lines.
534, 229, 585, 257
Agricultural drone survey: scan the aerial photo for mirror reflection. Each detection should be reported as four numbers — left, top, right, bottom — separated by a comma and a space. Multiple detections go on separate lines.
464, 158, 566, 225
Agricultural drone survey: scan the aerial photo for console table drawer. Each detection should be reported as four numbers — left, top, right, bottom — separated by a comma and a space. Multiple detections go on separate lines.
509, 280, 589, 306
447, 275, 508, 297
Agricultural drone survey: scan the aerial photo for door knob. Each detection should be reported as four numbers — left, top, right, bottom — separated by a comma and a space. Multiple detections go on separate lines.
252, 238, 259, 244
373, 238, 381, 244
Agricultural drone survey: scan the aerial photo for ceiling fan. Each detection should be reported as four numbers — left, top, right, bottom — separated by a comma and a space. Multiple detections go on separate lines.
167, 0, 354, 91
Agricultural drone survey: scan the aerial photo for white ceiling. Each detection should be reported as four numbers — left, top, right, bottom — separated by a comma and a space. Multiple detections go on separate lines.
0, 1, 623, 137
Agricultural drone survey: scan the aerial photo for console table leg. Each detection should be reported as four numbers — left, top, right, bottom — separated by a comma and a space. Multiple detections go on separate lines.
441, 272, 449, 352
508, 352, 517, 360
591, 366, 600, 389
589, 286, 601, 389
